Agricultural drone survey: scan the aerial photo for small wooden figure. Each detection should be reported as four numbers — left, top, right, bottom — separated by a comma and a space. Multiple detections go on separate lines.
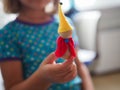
55, 2, 76, 59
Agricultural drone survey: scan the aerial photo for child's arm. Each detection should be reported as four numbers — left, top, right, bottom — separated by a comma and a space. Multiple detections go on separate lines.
74, 48, 94, 90
0, 52, 77, 90
0, 61, 51, 90
75, 57, 94, 90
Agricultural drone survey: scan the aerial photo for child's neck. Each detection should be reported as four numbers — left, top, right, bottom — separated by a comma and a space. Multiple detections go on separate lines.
18, 8, 53, 24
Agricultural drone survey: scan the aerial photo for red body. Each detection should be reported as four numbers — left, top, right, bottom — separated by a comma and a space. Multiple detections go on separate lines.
55, 36, 76, 58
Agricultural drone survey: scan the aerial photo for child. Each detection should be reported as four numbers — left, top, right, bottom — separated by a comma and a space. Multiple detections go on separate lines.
0, 0, 94, 90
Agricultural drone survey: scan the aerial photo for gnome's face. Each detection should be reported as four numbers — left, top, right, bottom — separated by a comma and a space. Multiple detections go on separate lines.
59, 30, 72, 39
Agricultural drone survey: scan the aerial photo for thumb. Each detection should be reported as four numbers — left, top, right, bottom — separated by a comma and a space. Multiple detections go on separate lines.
43, 52, 57, 64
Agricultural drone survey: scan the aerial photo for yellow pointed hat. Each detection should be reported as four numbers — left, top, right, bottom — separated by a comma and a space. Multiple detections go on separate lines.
58, 3, 73, 33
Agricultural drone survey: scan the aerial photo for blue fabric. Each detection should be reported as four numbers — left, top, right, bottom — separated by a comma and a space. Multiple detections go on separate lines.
0, 16, 82, 90
64, 39, 69, 43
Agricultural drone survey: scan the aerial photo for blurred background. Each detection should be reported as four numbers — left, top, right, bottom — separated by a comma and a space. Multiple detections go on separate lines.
0, 0, 120, 90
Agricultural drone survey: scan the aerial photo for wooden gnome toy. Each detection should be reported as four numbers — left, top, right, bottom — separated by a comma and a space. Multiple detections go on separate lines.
55, 2, 76, 59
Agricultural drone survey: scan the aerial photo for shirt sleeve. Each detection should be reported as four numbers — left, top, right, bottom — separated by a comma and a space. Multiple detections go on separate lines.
0, 29, 22, 61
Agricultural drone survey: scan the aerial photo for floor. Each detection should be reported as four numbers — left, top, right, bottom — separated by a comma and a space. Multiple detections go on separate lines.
92, 72, 120, 90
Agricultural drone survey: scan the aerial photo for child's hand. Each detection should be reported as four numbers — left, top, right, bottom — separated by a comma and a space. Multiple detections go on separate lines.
39, 52, 77, 84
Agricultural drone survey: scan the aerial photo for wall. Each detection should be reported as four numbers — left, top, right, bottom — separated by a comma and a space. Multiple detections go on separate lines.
0, 1, 16, 29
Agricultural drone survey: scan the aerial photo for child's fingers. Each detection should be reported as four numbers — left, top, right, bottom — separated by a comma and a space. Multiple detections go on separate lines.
74, 56, 82, 67
61, 56, 75, 68
64, 56, 74, 64
43, 52, 57, 64
67, 56, 75, 62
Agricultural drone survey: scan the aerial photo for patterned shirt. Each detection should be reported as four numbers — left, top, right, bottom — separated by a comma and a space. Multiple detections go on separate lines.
0, 16, 82, 90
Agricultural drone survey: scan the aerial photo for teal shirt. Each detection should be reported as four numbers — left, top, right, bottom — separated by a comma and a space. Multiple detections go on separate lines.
0, 17, 82, 90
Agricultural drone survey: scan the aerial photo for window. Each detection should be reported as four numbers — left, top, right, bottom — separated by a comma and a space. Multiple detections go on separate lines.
74, 0, 96, 10
60, 0, 96, 11
60, 0, 71, 13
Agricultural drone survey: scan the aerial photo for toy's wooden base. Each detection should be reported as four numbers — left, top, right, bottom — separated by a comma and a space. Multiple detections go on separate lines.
61, 49, 70, 60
